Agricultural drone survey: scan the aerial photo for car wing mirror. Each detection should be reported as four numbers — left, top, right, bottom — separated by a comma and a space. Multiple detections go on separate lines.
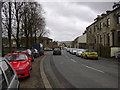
28, 57, 32, 61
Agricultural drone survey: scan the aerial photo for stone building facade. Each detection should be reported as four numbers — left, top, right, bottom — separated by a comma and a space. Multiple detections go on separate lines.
86, 7, 120, 57
73, 34, 87, 49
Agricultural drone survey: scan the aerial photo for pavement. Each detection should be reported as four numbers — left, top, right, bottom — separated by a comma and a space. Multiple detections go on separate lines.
19, 55, 45, 89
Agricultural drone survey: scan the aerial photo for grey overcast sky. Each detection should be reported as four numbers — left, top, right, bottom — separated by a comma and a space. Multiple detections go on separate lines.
37, 1, 118, 41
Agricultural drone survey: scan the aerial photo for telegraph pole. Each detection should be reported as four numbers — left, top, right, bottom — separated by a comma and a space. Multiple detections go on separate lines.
0, 1, 2, 57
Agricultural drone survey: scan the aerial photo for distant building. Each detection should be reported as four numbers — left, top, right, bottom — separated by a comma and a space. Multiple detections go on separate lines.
73, 34, 87, 49
59, 41, 72, 48
52, 41, 59, 48
86, 6, 120, 57
39, 37, 53, 48
2, 37, 53, 49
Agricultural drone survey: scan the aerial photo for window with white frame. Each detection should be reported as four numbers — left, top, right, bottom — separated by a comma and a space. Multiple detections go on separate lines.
107, 18, 110, 27
117, 13, 120, 24
100, 22, 103, 29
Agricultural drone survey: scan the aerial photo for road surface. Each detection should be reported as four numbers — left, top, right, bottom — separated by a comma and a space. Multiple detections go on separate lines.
43, 50, 119, 88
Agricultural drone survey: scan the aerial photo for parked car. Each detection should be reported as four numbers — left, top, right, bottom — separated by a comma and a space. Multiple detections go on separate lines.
44, 48, 53, 51
69, 48, 73, 54
31, 48, 40, 58
70, 48, 77, 55
115, 51, 120, 59
69, 48, 75, 54
53, 48, 61, 55
32, 43, 44, 55
81, 49, 98, 59
66, 48, 71, 52
0, 57, 19, 89
25, 49, 35, 61
15, 50, 34, 62
25, 53, 34, 62
76, 49, 85, 57
4, 53, 32, 78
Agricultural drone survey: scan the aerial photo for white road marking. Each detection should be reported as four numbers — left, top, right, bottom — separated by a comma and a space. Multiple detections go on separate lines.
70, 59, 77, 63
82, 64, 104, 73
63, 55, 69, 59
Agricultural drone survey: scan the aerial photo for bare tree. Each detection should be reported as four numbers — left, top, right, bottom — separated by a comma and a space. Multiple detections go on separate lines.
2, 2, 14, 52
12, 2, 24, 49
21, 2, 48, 48
2, 1, 49, 49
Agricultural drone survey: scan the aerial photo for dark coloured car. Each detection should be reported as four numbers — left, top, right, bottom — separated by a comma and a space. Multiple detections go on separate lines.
53, 48, 61, 55
31, 48, 40, 58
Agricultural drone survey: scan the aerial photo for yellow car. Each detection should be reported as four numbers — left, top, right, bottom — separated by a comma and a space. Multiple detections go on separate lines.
81, 49, 98, 59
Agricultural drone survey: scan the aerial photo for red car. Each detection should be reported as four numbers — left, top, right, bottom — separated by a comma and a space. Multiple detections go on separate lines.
15, 50, 34, 62
4, 53, 32, 78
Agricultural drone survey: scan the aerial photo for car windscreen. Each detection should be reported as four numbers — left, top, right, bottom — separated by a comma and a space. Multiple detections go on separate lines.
86, 49, 96, 52
54, 48, 61, 51
5, 54, 26, 61
78, 50, 84, 52
73, 49, 77, 51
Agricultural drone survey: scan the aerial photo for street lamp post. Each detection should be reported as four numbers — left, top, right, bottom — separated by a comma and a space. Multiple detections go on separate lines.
0, 1, 2, 57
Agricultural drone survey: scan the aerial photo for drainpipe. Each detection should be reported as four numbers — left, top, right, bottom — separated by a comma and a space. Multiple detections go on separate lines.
0, 1, 2, 57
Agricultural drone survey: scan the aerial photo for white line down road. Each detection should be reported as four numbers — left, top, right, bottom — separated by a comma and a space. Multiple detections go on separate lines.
70, 59, 77, 63
42, 50, 118, 88
85, 65, 105, 73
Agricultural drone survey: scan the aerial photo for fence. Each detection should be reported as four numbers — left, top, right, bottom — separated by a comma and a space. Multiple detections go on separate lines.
98, 45, 111, 58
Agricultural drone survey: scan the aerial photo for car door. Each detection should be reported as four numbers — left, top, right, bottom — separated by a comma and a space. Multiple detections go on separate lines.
0, 67, 8, 89
1, 60, 19, 89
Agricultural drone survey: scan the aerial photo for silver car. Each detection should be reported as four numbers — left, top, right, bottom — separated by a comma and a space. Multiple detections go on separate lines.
70, 48, 77, 55
115, 51, 120, 59
76, 49, 85, 57
0, 58, 19, 89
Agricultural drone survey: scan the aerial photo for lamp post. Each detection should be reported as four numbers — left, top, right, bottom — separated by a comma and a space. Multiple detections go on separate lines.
0, 1, 2, 57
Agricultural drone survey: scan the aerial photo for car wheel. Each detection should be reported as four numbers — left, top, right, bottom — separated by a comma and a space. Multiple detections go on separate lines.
85, 55, 88, 59
95, 58, 98, 60
81, 55, 83, 58
32, 59, 34, 62
32, 57, 35, 62
30, 66, 32, 70
34, 55, 37, 58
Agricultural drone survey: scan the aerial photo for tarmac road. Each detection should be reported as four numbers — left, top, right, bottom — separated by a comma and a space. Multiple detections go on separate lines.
43, 50, 119, 88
